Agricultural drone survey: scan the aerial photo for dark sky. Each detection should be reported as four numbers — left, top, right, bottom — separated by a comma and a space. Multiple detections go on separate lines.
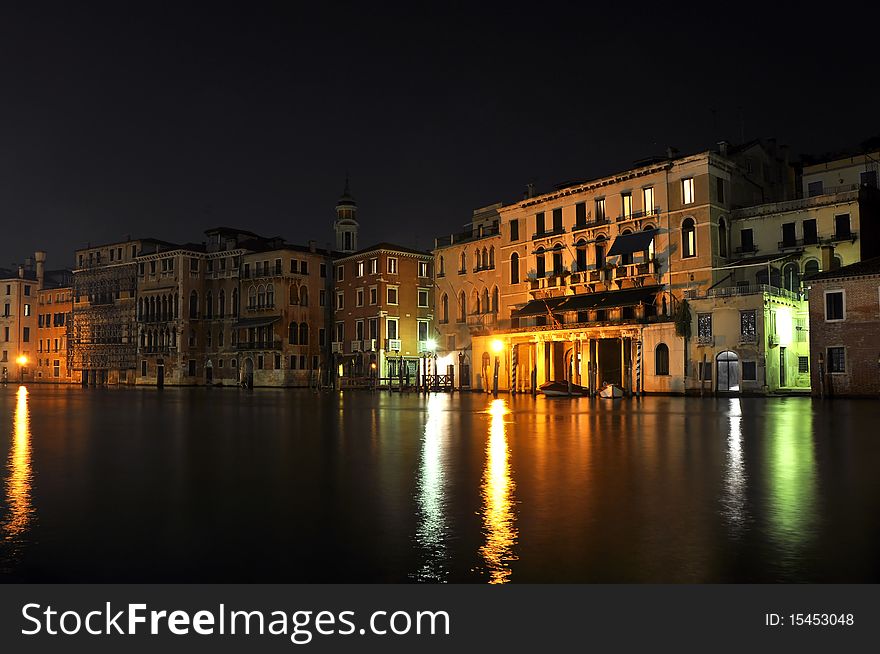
1, 3, 878, 268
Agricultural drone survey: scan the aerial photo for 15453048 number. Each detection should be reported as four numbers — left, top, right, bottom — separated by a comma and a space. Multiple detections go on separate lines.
790, 614, 853, 626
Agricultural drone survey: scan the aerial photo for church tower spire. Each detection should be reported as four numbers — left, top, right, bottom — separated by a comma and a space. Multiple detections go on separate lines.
334, 174, 359, 253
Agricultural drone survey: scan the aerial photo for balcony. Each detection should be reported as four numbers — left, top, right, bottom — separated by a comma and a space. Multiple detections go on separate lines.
571, 217, 608, 232
734, 244, 758, 255
235, 340, 282, 351
387, 338, 401, 351
531, 227, 566, 240
362, 339, 377, 352
702, 284, 801, 302
331, 342, 342, 353
828, 230, 858, 243
696, 335, 714, 346
350, 340, 362, 352
246, 302, 276, 312
778, 239, 803, 250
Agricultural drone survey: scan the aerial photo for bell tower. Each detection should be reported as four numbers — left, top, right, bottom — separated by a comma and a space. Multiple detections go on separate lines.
334, 176, 359, 253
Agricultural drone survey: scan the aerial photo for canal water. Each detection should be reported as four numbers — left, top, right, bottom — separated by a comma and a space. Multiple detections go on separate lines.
1, 384, 879, 583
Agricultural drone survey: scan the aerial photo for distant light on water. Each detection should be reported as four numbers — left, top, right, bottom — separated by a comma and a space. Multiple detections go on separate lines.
479, 398, 518, 583
3, 386, 34, 545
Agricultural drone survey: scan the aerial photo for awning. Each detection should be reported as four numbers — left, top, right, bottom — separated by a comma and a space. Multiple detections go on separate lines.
557, 285, 661, 312
234, 316, 281, 329
511, 296, 567, 317
607, 230, 656, 256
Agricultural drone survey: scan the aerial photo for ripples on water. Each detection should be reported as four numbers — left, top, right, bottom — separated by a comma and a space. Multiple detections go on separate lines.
1, 386, 878, 582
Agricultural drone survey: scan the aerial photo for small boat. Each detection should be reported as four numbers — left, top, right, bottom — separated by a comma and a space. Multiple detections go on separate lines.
599, 382, 624, 399
539, 380, 586, 397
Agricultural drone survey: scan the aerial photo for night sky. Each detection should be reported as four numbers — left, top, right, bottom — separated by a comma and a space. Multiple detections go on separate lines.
1, 3, 878, 268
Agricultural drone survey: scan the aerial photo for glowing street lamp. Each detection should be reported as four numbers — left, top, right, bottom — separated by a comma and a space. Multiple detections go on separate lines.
16, 355, 27, 383
490, 340, 504, 396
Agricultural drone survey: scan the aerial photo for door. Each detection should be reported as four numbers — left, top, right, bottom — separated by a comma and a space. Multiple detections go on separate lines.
716, 351, 740, 392
779, 347, 786, 387
206, 362, 213, 385
157, 361, 165, 388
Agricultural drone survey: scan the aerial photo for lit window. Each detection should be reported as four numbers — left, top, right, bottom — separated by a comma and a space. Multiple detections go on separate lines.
682, 218, 696, 258
419, 261, 429, 277
388, 257, 398, 274
682, 178, 695, 205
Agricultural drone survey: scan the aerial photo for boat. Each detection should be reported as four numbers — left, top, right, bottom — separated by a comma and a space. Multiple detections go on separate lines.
599, 382, 624, 399
539, 380, 586, 397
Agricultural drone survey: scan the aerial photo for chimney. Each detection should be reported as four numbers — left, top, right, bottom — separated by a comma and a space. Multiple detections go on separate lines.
717, 141, 729, 157
309, 240, 317, 253
18, 265, 24, 279
35, 251, 46, 288
820, 244, 837, 272
524, 182, 536, 199
24, 256, 33, 272
666, 146, 679, 159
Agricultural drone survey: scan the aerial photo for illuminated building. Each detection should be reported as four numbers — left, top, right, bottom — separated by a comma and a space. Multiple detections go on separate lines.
434, 140, 818, 394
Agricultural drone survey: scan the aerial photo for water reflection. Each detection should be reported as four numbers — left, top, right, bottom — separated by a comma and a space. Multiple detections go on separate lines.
479, 398, 517, 583
764, 403, 817, 573
413, 394, 450, 582
721, 399, 749, 534
2, 387, 34, 559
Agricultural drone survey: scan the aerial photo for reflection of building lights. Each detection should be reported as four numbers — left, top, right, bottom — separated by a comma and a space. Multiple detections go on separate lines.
480, 398, 517, 583
413, 394, 449, 581
490, 339, 504, 354
4, 386, 33, 540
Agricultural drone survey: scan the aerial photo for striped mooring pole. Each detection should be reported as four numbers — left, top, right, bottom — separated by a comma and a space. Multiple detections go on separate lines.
635, 340, 642, 396
511, 344, 518, 394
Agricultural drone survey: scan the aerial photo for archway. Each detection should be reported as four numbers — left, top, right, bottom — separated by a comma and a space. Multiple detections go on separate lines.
716, 350, 740, 392
244, 358, 254, 389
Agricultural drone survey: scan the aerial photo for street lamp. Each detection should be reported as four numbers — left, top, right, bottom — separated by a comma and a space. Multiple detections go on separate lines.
424, 338, 437, 393
491, 339, 504, 396
16, 355, 27, 383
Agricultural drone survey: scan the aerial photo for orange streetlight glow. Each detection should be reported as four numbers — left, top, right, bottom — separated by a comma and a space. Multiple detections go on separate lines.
490, 339, 504, 354
16, 355, 28, 366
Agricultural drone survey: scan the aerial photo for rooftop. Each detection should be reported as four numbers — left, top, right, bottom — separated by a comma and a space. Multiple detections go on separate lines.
805, 255, 880, 281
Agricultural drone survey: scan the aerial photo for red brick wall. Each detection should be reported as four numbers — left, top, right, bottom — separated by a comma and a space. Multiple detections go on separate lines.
808, 274, 880, 396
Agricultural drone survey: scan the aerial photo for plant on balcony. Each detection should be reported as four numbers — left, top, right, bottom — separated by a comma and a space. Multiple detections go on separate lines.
674, 299, 691, 339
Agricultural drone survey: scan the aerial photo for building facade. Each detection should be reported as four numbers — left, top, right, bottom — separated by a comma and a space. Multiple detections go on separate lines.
1, 261, 39, 384
333, 243, 434, 385
35, 271, 76, 383
435, 141, 797, 394
806, 256, 880, 397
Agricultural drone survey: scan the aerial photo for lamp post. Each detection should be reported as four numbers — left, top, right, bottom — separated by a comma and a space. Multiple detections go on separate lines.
817, 351, 825, 399
16, 355, 27, 383
491, 339, 503, 397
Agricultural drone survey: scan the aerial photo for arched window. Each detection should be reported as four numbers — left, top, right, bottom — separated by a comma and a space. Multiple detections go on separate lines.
621, 229, 633, 265
575, 239, 587, 272
137, 298, 143, 321
267, 284, 274, 307
218, 329, 224, 347
682, 218, 696, 258
149, 297, 156, 321
205, 291, 213, 318
162, 296, 168, 321
460, 252, 466, 273
535, 247, 546, 277
491, 286, 499, 313
289, 322, 298, 345
458, 291, 466, 321
441, 293, 449, 322
289, 284, 298, 305
644, 225, 656, 260
299, 323, 308, 345
248, 286, 256, 309
232, 289, 239, 317
300, 286, 308, 306
804, 259, 820, 277
719, 218, 728, 258
439, 255, 445, 276
189, 291, 198, 319
489, 246, 495, 269
510, 252, 520, 284
257, 285, 266, 307
174, 293, 179, 318
219, 290, 226, 317
482, 288, 490, 313
782, 262, 800, 292
595, 235, 606, 269
655, 343, 670, 376
482, 247, 488, 269
472, 289, 480, 314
